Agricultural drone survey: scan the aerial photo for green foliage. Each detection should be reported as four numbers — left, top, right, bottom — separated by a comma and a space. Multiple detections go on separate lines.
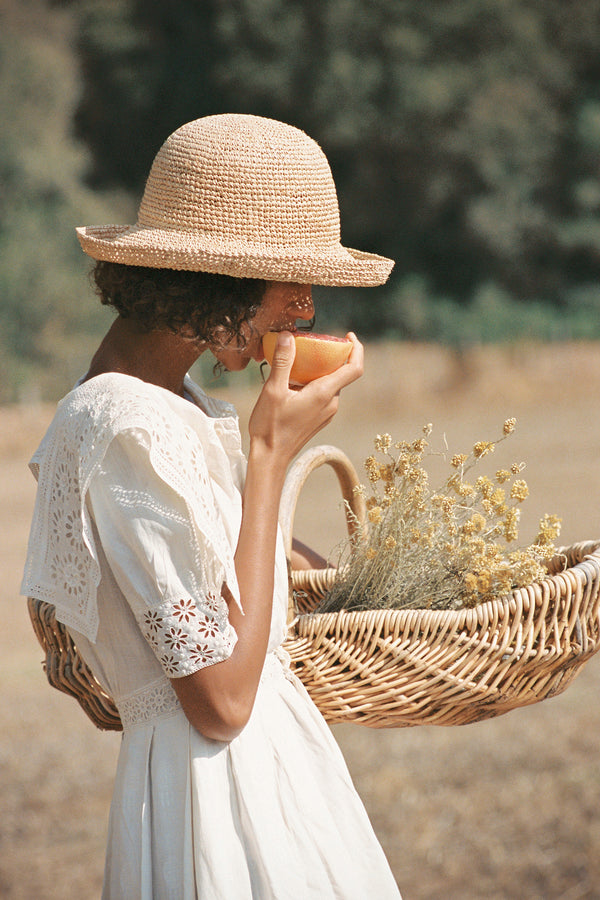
0, 0, 132, 401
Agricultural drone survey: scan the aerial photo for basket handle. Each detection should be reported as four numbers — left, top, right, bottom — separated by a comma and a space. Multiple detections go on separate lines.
279, 444, 367, 563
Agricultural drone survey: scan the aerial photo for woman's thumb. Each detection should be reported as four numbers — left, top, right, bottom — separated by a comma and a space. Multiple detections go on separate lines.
268, 331, 296, 383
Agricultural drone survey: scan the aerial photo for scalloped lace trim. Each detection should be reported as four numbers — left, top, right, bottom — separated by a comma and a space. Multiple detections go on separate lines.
118, 650, 294, 729
118, 680, 183, 729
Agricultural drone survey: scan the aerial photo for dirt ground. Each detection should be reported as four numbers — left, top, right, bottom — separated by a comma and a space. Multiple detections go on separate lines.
2, 341, 600, 899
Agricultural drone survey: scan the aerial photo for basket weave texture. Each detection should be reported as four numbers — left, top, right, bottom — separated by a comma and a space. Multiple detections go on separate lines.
27, 596, 121, 730
26, 444, 600, 731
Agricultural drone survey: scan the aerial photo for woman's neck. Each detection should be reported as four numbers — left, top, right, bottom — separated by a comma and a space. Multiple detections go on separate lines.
83, 317, 206, 397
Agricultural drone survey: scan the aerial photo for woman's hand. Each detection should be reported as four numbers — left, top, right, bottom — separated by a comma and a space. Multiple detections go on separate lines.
248, 331, 364, 468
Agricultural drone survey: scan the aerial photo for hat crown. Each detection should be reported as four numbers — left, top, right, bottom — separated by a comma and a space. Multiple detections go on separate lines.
137, 115, 341, 251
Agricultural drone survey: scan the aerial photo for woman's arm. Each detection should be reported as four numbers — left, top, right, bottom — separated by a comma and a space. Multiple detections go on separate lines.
171, 332, 363, 741
290, 538, 329, 571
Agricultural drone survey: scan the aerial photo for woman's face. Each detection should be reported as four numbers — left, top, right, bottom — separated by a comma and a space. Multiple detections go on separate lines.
212, 281, 314, 372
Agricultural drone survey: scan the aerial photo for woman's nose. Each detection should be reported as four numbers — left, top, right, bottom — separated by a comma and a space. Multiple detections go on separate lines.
290, 287, 314, 320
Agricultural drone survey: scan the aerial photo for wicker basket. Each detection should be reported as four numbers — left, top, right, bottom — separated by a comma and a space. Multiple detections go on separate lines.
27, 444, 600, 731
280, 446, 600, 727
27, 595, 121, 731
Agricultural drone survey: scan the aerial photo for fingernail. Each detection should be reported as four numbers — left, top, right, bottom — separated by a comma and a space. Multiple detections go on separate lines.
277, 332, 293, 347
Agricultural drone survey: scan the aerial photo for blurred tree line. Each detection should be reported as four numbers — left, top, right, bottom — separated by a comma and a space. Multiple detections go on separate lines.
3, 0, 600, 400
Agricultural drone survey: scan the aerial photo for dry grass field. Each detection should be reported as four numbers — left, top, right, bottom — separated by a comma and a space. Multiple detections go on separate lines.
2, 341, 600, 899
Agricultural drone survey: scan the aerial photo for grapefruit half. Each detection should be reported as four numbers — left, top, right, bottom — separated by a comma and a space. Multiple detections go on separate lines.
262, 332, 352, 385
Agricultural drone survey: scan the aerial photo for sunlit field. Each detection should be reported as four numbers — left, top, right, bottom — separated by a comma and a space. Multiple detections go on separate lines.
3, 341, 600, 899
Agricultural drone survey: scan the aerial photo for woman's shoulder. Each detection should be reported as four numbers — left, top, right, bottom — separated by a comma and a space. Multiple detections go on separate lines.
29, 374, 193, 478
29, 373, 241, 481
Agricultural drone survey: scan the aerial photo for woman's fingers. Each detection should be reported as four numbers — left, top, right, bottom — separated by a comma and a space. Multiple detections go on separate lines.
301, 332, 364, 394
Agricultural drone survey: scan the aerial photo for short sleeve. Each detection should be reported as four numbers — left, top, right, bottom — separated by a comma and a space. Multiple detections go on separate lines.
87, 427, 238, 678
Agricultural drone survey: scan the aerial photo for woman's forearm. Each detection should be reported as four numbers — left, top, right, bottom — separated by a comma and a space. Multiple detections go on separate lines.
171, 442, 287, 741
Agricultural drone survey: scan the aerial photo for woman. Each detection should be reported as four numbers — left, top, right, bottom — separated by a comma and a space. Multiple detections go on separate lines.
22, 114, 400, 898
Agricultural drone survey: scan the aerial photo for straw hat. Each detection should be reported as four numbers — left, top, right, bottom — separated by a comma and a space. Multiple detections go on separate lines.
76, 114, 394, 287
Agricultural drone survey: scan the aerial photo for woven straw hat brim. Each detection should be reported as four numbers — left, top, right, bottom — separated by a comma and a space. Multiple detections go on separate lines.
76, 224, 394, 287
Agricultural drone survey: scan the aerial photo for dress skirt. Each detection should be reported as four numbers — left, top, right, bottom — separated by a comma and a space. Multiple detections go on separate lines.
103, 655, 401, 899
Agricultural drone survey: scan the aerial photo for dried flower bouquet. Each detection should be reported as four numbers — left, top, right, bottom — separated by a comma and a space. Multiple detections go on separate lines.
318, 419, 563, 613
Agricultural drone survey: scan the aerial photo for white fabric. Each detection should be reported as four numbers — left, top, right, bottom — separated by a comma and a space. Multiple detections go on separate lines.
22, 373, 401, 899
21, 373, 242, 641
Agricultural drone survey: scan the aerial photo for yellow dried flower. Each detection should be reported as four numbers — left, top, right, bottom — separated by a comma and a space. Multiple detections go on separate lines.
471, 513, 486, 532
503, 418, 517, 435
491, 488, 506, 507
451, 453, 468, 468
385, 535, 397, 550
464, 573, 478, 592
477, 571, 492, 593
476, 476, 494, 499
365, 547, 377, 560
484, 543, 502, 559
504, 508, 520, 541
380, 463, 395, 483
511, 462, 525, 474
510, 479, 529, 501
368, 506, 383, 524
535, 513, 562, 545
495, 469, 511, 484
374, 433, 392, 452
365, 455, 379, 482
474, 441, 495, 458
462, 513, 486, 535
495, 568, 514, 593
458, 482, 475, 498
446, 474, 461, 493
395, 455, 410, 476
412, 438, 427, 452
423, 423, 433, 436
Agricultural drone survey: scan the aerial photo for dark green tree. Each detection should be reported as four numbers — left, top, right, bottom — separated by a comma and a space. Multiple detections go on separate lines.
0, 0, 131, 400
66, 0, 600, 331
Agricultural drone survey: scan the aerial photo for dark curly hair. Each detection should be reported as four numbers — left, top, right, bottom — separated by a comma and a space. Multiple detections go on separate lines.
92, 261, 267, 349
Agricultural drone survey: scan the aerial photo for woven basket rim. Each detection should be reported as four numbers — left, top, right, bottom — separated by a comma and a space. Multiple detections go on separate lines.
290, 539, 600, 629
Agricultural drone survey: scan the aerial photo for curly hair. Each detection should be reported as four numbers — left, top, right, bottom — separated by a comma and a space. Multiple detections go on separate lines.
92, 261, 267, 349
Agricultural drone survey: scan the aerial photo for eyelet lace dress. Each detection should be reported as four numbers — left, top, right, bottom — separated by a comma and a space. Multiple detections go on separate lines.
22, 373, 401, 900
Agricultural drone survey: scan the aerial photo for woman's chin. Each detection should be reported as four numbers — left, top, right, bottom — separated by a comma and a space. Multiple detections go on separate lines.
211, 349, 250, 372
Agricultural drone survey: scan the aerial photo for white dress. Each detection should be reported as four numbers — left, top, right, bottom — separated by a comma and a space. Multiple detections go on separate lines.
21, 372, 401, 900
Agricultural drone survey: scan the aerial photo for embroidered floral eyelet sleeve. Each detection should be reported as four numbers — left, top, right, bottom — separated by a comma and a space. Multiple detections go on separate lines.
86, 427, 238, 677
